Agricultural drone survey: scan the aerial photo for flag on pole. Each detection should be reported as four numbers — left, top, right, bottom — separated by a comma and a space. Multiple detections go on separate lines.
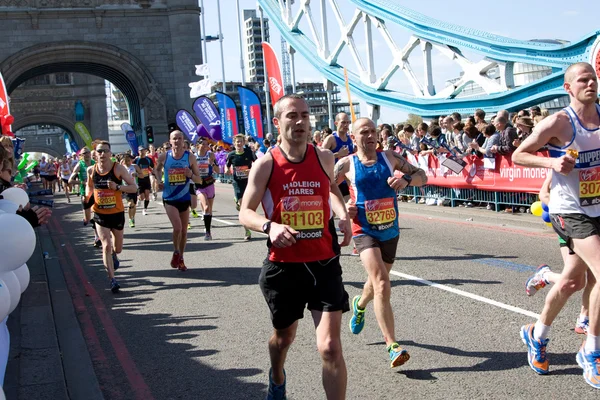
262, 42, 284, 104
343, 67, 357, 123
237, 86, 263, 145
195, 64, 210, 77
189, 79, 212, 98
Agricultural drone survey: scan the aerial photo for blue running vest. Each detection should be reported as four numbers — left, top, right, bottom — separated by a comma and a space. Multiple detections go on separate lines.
348, 152, 399, 241
163, 150, 191, 202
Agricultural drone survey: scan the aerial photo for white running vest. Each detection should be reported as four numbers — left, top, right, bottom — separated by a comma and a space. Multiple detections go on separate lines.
548, 105, 600, 216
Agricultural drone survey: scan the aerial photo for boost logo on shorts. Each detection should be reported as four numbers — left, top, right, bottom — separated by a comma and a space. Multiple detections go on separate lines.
282, 196, 300, 212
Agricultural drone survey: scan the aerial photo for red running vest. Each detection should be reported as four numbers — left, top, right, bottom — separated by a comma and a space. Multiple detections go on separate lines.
262, 144, 338, 262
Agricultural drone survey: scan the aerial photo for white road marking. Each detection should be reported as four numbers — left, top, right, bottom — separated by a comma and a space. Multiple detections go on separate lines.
212, 216, 538, 318
213, 218, 268, 236
389, 270, 540, 319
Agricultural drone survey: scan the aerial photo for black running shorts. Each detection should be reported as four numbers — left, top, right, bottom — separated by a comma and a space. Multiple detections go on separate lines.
126, 193, 138, 204
138, 178, 151, 193
551, 213, 600, 252
353, 234, 399, 264
93, 212, 125, 231
163, 200, 191, 213
259, 257, 349, 330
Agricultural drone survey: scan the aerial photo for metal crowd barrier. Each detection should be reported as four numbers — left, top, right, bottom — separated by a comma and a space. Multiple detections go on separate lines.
398, 185, 538, 211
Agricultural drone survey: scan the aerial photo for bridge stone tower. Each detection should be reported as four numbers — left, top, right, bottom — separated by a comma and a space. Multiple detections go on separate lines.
0, 0, 202, 147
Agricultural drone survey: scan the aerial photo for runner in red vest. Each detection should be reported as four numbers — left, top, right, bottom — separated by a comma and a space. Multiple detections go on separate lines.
240, 94, 352, 400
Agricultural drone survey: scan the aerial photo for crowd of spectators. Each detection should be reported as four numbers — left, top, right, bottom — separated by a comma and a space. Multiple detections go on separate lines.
306, 106, 547, 212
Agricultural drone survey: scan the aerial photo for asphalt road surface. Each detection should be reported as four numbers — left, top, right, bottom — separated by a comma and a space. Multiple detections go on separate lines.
44, 182, 596, 399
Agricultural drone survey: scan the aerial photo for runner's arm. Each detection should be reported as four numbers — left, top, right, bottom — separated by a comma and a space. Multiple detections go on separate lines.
85, 166, 94, 197
318, 148, 351, 246
539, 170, 552, 205
154, 153, 166, 183
133, 165, 142, 177
239, 155, 272, 231
114, 164, 137, 193
68, 163, 80, 184
387, 150, 427, 187
188, 153, 203, 184
512, 112, 574, 172
333, 156, 350, 186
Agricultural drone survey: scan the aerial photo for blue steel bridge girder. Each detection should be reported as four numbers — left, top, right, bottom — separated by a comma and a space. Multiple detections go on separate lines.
257, 0, 600, 117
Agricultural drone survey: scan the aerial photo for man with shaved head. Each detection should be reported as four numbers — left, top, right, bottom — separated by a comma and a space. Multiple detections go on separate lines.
240, 94, 352, 399
335, 117, 427, 369
322, 112, 355, 198
513, 62, 600, 388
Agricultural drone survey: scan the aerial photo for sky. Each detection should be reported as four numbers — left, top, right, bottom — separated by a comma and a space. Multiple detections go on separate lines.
200, 0, 600, 124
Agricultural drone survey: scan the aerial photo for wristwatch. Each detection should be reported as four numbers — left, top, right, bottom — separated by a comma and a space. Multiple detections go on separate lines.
262, 220, 272, 234
116, 184, 121, 191
401, 174, 413, 186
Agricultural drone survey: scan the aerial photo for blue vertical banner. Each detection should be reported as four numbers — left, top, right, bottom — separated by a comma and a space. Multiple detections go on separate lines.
121, 123, 139, 156
192, 96, 223, 141
237, 86, 264, 145
215, 91, 238, 145
65, 133, 73, 154
64, 133, 79, 154
175, 109, 200, 144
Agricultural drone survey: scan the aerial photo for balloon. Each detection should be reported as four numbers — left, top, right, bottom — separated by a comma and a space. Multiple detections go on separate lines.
545, 222, 553, 227
0, 279, 10, 321
208, 125, 223, 141
1, 187, 29, 208
17, 153, 29, 170
541, 202, 549, 212
542, 210, 551, 223
530, 201, 543, 217
13, 264, 30, 294
0, 199, 18, 214
0, 213, 36, 271
0, 271, 21, 314
196, 124, 210, 138
24, 160, 39, 173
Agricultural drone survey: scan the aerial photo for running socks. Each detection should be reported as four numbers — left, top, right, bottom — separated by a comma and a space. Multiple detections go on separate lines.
204, 214, 212, 234
144, 200, 149, 210
533, 321, 551, 341
585, 334, 600, 353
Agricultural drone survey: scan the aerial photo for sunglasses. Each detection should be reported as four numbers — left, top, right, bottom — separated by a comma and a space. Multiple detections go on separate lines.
96, 149, 110, 154
81, 152, 90, 155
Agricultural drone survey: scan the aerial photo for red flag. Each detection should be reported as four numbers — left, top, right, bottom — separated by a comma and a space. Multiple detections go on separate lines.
0, 72, 12, 136
262, 42, 284, 104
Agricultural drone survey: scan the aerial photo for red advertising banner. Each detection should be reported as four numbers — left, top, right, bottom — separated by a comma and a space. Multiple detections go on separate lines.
413, 151, 550, 193
262, 42, 284, 104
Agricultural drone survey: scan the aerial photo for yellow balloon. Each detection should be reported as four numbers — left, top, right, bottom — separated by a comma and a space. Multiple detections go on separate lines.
545, 222, 553, 227
531, 201, 543, 217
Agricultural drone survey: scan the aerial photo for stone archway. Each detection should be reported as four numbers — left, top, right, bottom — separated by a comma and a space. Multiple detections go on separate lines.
22, 146, 63, 160
1, 41, 167, 131
13, 113, 78, 144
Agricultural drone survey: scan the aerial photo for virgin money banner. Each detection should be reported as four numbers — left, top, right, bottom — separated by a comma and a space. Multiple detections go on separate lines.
0, 71, 12, 136
192, 96, 222, 141
237, 86, 264, 144
175, 109, 200, 144
120, 123, 138, 156
262, 42, 284, 104
419, 151, 549, 193
215, 91, 238, 145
